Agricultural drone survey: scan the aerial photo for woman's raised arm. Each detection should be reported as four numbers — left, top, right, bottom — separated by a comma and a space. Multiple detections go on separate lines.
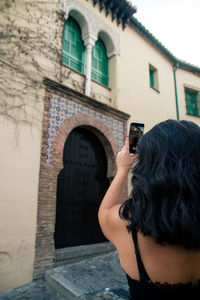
98, 136, 137, 241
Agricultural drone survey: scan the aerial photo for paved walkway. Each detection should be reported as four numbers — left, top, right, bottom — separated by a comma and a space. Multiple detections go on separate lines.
0, 251, 129, 300
0, 279, 66, 300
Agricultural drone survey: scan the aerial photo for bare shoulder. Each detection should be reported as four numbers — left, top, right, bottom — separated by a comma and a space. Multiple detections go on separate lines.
103, 204, 128, 228
98, 204, 128, 243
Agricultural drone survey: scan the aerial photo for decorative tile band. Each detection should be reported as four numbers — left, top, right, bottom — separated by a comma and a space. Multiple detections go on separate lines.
46, 93, 124, 165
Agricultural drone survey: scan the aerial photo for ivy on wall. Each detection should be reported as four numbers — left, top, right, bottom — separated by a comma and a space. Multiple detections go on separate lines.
0, 0, 86, 131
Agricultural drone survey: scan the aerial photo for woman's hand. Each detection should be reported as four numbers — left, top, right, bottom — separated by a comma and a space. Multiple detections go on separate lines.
117, 136, 138, 173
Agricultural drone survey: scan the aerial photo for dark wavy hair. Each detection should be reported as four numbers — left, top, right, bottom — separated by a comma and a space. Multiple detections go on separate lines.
119, 119, 200, 249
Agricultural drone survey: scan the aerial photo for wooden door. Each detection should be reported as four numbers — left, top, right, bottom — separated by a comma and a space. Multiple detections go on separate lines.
54, 127, 109, 249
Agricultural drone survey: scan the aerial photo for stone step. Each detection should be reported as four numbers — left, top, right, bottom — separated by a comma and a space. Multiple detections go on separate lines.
45, 250, 129, 299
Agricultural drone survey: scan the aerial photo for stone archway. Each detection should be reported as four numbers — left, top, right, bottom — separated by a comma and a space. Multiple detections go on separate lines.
60, 0, 120, 56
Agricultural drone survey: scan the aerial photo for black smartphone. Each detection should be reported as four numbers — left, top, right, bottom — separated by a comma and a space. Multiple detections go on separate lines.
129, 122, 144, 154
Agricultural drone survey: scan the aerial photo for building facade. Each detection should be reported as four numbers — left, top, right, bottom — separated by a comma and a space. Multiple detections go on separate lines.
0, 0, 200, 292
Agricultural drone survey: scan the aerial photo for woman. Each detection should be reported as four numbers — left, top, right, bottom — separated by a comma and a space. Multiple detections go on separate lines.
98, 120, 200, 299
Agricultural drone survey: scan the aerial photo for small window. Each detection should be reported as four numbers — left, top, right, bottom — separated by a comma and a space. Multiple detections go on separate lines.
185, 88, 199, 116
149, 64, 159, 91
91, 38, 108, 87
62, 17, 85, 74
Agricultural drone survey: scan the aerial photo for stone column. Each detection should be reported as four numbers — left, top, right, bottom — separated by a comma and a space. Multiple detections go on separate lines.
85, 44, 93, 96
83, 34, 96, 97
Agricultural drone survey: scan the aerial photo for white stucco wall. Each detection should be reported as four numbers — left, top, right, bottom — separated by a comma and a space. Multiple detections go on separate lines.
117, 25, 177, 132
0, 119, 42, 291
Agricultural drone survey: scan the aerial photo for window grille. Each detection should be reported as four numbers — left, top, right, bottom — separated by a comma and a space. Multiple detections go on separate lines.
62, 17, 85, 74
149, 68, 155, 87
149, 64, 159, 92
185, 89, 199, 116
92, 38, 108, 86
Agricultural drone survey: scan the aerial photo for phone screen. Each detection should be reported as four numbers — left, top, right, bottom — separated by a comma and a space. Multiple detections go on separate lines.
129, 122, 144, 154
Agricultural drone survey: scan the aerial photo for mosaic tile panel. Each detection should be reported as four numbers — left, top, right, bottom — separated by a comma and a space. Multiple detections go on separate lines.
46, 93, 125, 165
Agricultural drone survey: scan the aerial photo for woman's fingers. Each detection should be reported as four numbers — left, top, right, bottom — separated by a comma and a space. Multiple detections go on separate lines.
121, 135, 129, 152
124, 135, 129, 149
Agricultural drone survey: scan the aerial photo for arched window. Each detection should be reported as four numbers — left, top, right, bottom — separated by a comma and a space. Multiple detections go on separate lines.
62, 17, 85, 74
91, 38, 108, 87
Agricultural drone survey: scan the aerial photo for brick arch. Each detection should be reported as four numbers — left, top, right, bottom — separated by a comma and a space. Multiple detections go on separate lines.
34, 86, 129, 279
52, 113, 118, 179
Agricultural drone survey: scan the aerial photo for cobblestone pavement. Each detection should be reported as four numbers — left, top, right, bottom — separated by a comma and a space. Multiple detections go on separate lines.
0, 281, 129, 300
0, 251, 129, 300
87, 288, 129, 299
0, 279, 67, 300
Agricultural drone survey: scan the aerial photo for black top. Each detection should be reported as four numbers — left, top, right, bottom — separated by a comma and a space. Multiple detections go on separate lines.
125, 230, 200, 300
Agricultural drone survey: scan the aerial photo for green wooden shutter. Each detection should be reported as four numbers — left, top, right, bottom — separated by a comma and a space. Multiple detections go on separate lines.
149, 68, 154, 87
185, 89, 198, 116
91, 38, 108, 86
62, 17, 85, 74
